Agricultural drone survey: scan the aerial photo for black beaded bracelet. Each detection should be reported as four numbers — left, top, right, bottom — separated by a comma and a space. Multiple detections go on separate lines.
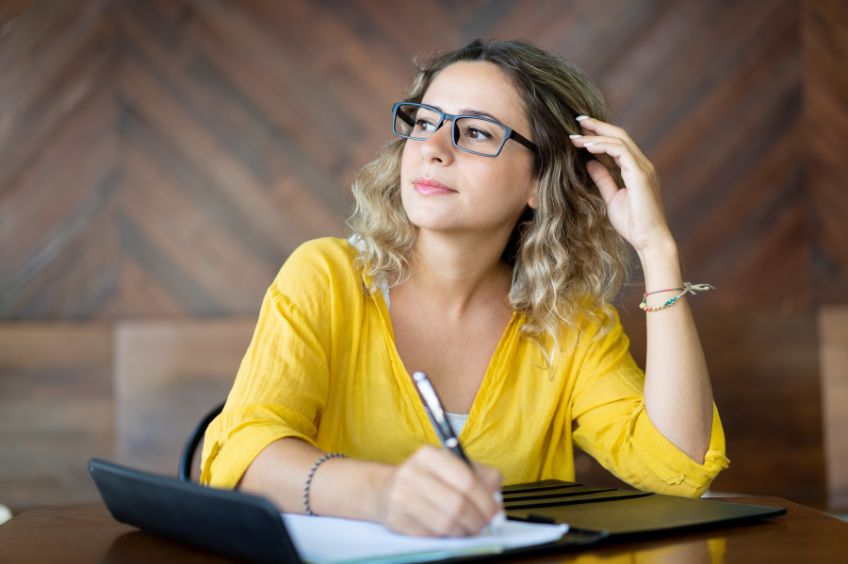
303, 452, 347, 516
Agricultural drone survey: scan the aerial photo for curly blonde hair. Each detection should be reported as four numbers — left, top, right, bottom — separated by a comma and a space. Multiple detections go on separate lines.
348, 39, 628, 350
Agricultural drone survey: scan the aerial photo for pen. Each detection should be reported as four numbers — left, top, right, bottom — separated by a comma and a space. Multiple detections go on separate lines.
411, 370, 506, 533
411, 371, 471, 465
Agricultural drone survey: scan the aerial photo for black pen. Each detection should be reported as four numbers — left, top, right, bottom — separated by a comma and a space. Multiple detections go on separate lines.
411, 370, 505, 532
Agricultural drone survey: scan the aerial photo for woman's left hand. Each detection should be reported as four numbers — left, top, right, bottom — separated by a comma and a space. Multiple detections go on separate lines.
570, 117, 673, 255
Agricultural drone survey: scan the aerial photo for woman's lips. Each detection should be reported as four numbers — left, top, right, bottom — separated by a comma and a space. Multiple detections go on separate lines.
413, 179, 456, 195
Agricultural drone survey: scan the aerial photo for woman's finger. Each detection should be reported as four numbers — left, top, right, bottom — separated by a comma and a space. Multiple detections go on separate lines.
576, 116, 646, 159
401, 467, 478, 536
471, 462, 503, 494
585, 159, 621, 205
383, 457, 475, 536
413, 447, 499, 527
386, 446, 497, 536
574, 138, 643, 180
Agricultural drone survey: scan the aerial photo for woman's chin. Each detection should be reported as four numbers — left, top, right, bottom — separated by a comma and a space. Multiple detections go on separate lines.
407, 218, 461, 233
403, 207, 461, 232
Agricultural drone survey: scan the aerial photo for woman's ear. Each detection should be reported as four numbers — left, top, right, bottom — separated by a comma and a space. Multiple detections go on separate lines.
527, 180, 540, 210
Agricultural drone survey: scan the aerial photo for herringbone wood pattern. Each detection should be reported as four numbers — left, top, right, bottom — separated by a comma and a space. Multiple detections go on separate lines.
1, 0, 846, 509
2, 0, 831, 317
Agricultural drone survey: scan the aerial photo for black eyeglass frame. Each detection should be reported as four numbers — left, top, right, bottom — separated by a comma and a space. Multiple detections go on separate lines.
391, 102, 538, 158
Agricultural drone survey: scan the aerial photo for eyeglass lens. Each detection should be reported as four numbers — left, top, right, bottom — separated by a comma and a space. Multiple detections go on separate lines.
394, 104, 507, 156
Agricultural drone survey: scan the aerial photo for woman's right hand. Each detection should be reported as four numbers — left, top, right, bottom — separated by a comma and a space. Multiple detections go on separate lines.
375, 445, 504, 536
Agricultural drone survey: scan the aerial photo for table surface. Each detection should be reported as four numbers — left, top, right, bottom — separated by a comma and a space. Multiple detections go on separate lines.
1, 497, 846, 563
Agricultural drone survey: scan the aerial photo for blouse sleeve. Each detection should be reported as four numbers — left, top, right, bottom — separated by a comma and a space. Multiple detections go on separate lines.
570, 307, 729, 497
200, 242, 334, 489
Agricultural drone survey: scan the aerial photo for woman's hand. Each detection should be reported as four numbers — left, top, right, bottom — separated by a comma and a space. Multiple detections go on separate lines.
375, 445, 503, 536
570, 117, 674, 256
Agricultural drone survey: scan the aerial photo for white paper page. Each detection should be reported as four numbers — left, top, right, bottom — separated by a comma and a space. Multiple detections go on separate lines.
281, 513, 568, 564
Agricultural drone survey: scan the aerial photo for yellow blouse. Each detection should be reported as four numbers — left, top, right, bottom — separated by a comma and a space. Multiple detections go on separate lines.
201, 237, 728, 496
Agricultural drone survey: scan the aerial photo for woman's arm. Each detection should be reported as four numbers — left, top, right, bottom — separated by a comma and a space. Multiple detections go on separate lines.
239, 438, 503, 536
570, 117, 714, 462
637, 241, 713, 462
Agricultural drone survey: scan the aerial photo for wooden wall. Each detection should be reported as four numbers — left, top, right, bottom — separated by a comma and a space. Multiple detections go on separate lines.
1, 0, 846, 511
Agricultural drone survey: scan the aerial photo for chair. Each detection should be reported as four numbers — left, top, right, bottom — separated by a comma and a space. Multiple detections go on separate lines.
178, 401, 225, 482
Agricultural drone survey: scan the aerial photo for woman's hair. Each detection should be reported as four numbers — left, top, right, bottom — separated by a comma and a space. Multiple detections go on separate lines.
347, 39, 628, 351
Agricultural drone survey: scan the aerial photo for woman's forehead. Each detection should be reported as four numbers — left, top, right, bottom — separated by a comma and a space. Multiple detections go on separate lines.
421, 61, 528, 127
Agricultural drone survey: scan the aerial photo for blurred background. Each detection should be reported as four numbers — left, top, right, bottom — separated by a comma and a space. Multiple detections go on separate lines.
1, 0, 846, 519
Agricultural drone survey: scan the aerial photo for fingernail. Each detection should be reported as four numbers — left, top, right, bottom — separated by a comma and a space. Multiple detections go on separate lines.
584, 142, 596, 147
569, 134, 582, 139
576, 115, 590, 121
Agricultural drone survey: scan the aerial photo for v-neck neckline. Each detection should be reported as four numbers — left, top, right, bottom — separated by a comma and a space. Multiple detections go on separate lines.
372, 287, 519, 444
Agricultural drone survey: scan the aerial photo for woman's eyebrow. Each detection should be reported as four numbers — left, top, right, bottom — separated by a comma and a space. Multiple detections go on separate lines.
458, 108, 501, 121
425, 102, 502, 122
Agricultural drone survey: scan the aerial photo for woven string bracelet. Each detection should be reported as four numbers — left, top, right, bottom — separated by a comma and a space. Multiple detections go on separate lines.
639, 282, 715, 312
303, 452, 347, 516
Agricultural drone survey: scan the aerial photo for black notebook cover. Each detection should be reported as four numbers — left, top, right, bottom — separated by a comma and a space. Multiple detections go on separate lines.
502, 479, 787, 537
88, 458, 301, 563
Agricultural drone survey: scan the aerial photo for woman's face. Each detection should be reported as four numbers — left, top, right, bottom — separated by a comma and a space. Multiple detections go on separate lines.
399, 61, 537, 238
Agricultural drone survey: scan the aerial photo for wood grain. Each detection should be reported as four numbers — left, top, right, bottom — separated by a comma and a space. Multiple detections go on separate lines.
0, 323, 113, 511
820, 307, 848, 511
0, 0, 824, 316
804, 0, 848, 305
113, 318, 255, 476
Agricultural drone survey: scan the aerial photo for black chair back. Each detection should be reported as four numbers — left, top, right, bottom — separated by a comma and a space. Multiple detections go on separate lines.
178, 401, 225, 482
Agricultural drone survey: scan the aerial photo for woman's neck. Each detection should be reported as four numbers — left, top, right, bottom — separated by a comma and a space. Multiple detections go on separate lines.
404, 230, 513, 317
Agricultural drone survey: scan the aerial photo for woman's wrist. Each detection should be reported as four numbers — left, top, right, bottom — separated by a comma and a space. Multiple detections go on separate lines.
637, 238, 682, 290
306, 456, 394, 522
361, 461, 396, 523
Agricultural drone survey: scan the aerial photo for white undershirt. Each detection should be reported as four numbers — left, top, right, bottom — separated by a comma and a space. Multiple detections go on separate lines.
446, 411, 469, 436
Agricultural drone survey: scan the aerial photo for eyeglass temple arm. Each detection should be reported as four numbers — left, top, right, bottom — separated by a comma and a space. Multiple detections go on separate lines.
509, 130, 537, 153
397, 107, 415, 127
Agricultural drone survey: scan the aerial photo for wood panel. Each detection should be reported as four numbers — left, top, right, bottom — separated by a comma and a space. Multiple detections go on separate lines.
804, 0, 848, 305
698, 311, 825, 502
0, 0, 821, 317
0, 0, 31, 28
0, 323, 113, 512
820, 307, 848, 511
114, 318, 255, 476
0, 0, 120, 319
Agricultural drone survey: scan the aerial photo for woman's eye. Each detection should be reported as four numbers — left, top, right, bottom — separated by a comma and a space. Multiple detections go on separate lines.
415, 119, 436, 132
464, 127, 492, 140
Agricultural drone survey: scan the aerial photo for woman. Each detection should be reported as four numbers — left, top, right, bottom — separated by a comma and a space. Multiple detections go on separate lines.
201, 39, 729, 537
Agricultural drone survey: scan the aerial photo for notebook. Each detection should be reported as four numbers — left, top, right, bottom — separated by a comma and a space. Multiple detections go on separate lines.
88, 458, 785, 563
501, 479, 786, 536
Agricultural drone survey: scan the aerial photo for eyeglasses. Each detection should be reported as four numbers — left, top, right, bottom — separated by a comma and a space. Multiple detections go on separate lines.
392, 102, 537, 158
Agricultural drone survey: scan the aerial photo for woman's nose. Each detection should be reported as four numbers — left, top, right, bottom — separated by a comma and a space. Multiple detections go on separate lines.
418, 121, 455, 164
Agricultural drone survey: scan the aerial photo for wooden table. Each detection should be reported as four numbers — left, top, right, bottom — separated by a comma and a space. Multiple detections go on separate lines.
1, 497, 846, 563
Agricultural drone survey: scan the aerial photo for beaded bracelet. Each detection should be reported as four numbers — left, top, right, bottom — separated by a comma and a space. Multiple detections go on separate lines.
639, 282, 715, 312
303, 452, 347, 516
